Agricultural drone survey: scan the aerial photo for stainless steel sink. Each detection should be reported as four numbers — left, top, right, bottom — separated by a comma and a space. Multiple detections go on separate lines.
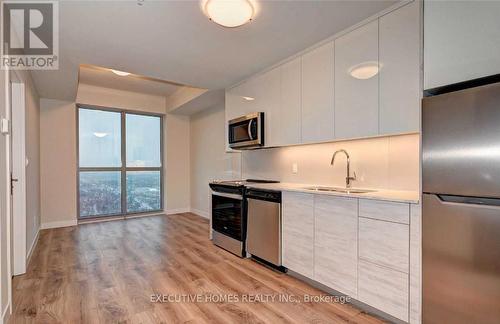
303, 186, 376, 194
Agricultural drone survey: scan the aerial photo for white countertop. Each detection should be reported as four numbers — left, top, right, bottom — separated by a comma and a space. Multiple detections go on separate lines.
245, 182, 419, 204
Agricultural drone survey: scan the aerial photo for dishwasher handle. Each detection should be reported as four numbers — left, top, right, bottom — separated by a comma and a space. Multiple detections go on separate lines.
246, 189, 281, 203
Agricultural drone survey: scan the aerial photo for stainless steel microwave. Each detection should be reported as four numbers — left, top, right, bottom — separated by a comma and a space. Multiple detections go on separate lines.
228, 112, 264, 149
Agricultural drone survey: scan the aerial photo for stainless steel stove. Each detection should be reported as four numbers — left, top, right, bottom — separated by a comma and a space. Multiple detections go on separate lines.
209, 179, 279, 257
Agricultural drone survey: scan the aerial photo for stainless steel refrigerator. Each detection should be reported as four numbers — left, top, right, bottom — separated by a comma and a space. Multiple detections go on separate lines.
422, 79, 500, 324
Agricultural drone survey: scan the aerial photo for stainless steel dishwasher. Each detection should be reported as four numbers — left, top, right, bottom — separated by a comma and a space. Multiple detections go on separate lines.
245, 188, 285, 270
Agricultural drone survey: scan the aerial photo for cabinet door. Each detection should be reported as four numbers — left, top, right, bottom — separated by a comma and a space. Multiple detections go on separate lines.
225, 84, 248, 151
409, 203, 421, 324
359, 217, 409, 273
335, 21, 379, 139
282, 191, 314, 277
254, 68, 281, 147
314, 195, 358, 297
359, 199, 410, 224
225, 88, 243, 122
424, 1, 500, 89
279, 57, 301, 146
301, 41, 334, 143
379, 1, 420, 134
226, 81, 255, 121
358, 260, 409, 322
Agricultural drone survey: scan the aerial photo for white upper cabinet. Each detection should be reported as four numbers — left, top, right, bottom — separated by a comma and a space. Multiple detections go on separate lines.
301, 41, 335, 143
225, 81, 255, 151
227, 68, 281, 148
279, 57, 301, 146
225, 2, 421, 149
254, 68, 281, 147
424, 1, 500, 89
335, 20, 379, 139
225, 82, 249, 122
379, 1, 420, 135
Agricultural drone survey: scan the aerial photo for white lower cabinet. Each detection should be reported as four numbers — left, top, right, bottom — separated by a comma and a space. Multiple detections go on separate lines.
314, 196, 358, 297
358, 260, 409, 322
282, 192, 416, 323
282, 192, 314, 278
359, 217, 409, 273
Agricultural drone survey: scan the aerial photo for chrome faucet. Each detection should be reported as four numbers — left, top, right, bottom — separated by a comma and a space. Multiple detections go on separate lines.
331, 149, 356, 188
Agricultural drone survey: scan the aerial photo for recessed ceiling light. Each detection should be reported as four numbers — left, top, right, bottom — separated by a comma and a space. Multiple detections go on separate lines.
204, 0, 254, 28
111, 69, 130, 76
242, 96, 255, 101
349, 62, 380, 80
93, 132, 108, 138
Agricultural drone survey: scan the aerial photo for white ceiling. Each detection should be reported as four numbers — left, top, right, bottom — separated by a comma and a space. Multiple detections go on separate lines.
31, 0, 398, 101
78, 65, 184, 97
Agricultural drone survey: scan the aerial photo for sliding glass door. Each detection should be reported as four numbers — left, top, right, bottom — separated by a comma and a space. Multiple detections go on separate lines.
77, 106, 163, 219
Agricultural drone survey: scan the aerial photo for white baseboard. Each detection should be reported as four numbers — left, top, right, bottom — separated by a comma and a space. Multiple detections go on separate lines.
26, 227, 40, 265
165, 208, 190, 215
40, 219, 77, 230
190, 208, 209, 219
1, 303, 10, 324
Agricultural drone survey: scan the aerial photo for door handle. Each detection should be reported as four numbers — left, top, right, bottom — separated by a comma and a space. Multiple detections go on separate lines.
436, 194, 500, 207
247, 119, 254, 140
10, 174, 18, 194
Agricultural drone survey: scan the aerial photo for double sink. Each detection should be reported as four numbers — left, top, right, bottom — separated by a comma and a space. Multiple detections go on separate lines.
302, 186, 376, 194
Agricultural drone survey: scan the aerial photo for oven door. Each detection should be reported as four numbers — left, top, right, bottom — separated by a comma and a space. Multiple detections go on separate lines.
211, 192, 245, 241
228, 112, 263, 149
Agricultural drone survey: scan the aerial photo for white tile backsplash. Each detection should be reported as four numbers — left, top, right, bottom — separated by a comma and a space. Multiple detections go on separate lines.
241, 133, 419, 191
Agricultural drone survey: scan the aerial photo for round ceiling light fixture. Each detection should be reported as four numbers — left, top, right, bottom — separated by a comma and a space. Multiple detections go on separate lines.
111, 69, 130, 76
93, 132, 108, 138
204, 0, 254, 28
349, 62, 380, 80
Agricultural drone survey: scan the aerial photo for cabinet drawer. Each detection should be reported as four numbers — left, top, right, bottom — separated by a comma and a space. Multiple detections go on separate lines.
359, 217, 409, 273
358, 260, 409, 322
359, 199, 409, 224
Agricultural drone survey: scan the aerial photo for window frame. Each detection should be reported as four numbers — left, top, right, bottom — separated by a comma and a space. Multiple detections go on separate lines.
76, 104, 164, 219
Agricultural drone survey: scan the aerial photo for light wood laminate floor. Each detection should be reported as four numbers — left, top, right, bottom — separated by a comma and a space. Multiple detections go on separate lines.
10, 213, 385, 323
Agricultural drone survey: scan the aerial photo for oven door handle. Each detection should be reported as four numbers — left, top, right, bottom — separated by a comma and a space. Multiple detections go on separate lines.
212, 191, 243, 200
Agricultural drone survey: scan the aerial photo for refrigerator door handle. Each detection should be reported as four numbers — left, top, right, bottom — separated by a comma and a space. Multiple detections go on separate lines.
436, 194, 500, 207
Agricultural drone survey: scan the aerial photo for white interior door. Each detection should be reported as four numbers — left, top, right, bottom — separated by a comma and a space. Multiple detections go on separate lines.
9, 75, 27, 276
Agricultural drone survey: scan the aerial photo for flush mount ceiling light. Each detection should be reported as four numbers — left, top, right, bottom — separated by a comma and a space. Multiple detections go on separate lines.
349, 62, 380, 80
204, 0, 254, 28
242, 96, 255, 101
93, 132, 108, 138
111, 69, 130, 76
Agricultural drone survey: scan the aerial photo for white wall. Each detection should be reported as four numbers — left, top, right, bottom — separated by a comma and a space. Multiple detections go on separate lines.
165, 113, 191, 213
77, 83, 166, 114
24, 74, 41, 256
242, 134, 419, 192
190, 105, 241, 217
40, 85, 192, 226
40, 99, 77, 227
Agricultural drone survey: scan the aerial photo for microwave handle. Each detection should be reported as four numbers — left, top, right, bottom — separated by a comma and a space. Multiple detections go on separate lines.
247, 119, 254, 140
